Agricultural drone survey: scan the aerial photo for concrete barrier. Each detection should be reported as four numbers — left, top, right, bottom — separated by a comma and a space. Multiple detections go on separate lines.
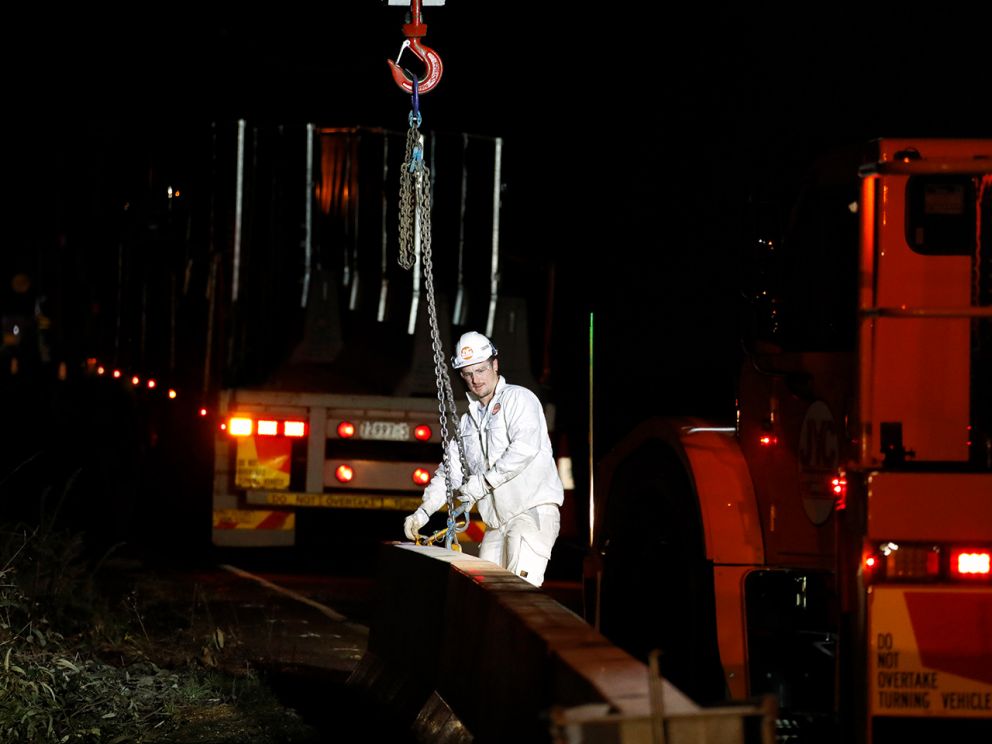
347, 543, 772, 743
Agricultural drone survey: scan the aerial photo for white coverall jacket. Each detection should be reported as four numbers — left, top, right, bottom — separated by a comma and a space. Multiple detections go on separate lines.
418, 375, 564, 585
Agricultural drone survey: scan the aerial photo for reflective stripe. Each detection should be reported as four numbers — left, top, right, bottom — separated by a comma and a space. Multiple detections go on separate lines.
212, 509, 295, 531
557, 456, 574, 490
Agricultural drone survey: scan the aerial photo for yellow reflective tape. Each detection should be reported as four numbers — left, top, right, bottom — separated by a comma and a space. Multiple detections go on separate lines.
246, 491, 424, 511
212, 509, 295, 531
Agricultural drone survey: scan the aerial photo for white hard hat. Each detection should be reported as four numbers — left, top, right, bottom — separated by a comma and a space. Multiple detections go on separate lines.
451, 331, 498, 369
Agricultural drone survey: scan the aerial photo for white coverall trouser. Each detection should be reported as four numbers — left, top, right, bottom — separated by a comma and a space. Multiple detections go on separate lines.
477, 503, 560, 587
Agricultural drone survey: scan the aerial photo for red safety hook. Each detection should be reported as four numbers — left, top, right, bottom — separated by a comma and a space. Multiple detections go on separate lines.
387, 0, 443, 94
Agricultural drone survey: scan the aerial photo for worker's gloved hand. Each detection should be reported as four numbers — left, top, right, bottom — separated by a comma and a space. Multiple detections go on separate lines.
457, 474, 490, 504
404, 507, 429, 541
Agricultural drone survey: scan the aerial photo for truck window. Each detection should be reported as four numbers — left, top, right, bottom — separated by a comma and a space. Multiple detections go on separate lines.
905, 175, 977, 256
741, 175, 860, 354
778, 180, 860, 351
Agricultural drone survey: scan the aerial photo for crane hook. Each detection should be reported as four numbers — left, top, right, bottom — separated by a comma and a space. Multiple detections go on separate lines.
387, 0, 443, 94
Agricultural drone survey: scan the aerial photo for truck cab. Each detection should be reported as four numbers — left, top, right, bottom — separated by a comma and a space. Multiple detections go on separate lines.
587, 138, 992, 743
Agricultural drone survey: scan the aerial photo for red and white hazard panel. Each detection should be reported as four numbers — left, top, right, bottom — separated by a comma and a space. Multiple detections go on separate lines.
212, 509, 295, 531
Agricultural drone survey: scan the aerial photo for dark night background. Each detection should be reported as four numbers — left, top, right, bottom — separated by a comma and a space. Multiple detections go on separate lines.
0, 3, 988, 553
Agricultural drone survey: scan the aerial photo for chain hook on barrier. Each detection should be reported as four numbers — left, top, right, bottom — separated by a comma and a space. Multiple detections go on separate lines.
415, 503, 470, 551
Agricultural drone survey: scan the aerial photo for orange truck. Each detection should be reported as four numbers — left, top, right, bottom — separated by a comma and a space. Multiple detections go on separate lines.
587, 138, 992, 742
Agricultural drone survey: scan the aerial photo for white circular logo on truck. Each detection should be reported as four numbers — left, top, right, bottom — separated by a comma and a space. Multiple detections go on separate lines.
797, 400, 839, 525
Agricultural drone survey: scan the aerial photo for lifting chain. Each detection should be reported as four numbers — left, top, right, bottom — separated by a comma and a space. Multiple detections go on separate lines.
397, 113, 423, 271
398, 91, 471, 551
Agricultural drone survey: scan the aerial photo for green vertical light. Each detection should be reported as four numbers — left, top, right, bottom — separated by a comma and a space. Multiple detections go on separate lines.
588, 312, 595, 547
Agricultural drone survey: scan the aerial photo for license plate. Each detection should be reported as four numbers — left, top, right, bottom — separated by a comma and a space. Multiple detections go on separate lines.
359, 421, 411, 441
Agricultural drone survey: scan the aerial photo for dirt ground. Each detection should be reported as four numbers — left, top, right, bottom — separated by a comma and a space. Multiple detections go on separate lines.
92, 558, 374, 744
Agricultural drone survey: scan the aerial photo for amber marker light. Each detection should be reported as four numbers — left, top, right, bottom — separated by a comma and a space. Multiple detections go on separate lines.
168, 389, 177, 399
414, 425, 432, 441
228, 417, 253, 437
412, 467, 431, 485
131, 375, 140, 385
257, 420, 278, 436
97, 366, 105, 375
337, 421, 356, 438
335, 464, 354, 483
284, 421, 306, 437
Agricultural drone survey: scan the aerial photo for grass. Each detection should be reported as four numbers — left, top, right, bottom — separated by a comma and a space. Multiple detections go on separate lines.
0, 520, 320, 743
0, 380, 327, 743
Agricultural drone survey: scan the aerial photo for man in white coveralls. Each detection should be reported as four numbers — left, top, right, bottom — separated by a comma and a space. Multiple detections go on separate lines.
403, 331, 564, 587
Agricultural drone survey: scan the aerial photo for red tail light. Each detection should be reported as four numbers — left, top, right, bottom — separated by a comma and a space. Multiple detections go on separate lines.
950, 548, 991, 579
412, 467, 431, 485
861, 551, 880, 586
337, 421, 356, 438
864, 542, 992, 583
831, 474, 848, 510
882, 543, 940, 579
414, 425, 432, 441
759, 435, 778, 446
335, 464, 354, 483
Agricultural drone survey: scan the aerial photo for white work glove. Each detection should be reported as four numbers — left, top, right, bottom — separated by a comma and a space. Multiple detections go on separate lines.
457, 474, 491, 504
404, 507, 429, 541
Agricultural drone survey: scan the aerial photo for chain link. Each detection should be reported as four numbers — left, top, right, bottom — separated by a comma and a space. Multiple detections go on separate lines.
398, 118, 471, 549
397, 124, 420, 271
